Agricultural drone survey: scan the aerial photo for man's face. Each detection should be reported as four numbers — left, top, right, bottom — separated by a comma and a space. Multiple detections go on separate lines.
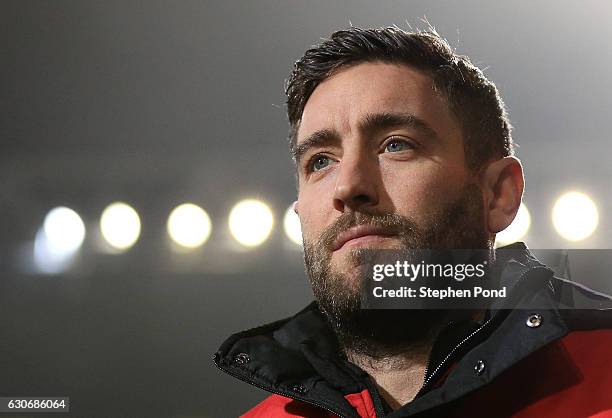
293, 62, 490, 352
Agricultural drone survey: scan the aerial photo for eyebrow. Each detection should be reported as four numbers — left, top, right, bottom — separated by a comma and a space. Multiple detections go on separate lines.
359, 112, 438, 139
292, 129, 341, 165
292, 112, 438, 165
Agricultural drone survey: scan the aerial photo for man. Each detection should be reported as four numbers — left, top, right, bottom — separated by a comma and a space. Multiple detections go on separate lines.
214, 27, 612, 417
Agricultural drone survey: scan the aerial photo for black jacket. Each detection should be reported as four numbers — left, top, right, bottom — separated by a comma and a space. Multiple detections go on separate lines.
215, 243, 612, 417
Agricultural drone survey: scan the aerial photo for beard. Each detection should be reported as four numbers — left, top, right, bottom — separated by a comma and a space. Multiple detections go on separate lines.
303, 181, 492, 358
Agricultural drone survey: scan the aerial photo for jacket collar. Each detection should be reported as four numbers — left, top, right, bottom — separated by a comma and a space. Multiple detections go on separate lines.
214, 243, 570, 417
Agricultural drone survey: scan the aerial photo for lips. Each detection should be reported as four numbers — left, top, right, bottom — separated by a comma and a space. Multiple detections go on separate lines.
332, 224, 396, 251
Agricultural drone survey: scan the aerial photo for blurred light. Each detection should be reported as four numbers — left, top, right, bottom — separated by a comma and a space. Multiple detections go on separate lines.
496, 203, 531, 246
167, 203, 212, 249
34, 228, 71, 274
43, 206, 86, 254
283, 205, 302, 246
100, 202, 141, 251
34, 206, 86, 273
229, 199, 274, 247
552, 191, 599, 241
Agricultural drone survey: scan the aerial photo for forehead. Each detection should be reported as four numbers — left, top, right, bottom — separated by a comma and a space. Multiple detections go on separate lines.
297, 61, 459, 144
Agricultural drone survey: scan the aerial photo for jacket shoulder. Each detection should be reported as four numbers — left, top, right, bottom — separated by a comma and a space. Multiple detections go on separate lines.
241, 394, 337, 418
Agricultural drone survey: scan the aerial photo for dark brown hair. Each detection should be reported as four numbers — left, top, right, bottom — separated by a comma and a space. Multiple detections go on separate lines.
285, 26, 514, 171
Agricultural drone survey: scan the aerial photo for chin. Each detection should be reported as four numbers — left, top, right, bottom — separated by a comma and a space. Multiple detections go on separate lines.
330, 250, 375, 282
330, 259, 365, 277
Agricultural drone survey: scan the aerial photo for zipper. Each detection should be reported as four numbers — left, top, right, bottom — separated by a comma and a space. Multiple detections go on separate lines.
418, 350, 434, 395
416, 311, 497, 396
213, 353, 358, 418
416, 265, 546, 396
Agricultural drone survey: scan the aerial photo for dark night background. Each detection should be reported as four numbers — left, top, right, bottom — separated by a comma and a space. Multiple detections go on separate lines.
1, 1, 611, 417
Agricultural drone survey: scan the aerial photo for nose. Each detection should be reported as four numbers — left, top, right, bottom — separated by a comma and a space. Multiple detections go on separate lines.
333, 151, 380, 212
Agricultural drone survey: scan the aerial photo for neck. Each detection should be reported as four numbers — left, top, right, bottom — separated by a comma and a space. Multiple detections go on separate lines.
344, 336, 434, 411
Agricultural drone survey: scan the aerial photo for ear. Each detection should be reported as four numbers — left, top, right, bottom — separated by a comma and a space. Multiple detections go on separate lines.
481, 157, 525, 234
292, 200, 299, 215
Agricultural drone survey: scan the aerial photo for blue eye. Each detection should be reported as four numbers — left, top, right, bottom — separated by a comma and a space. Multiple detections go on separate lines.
384, 138, 413, 153
311, 155, 331, 172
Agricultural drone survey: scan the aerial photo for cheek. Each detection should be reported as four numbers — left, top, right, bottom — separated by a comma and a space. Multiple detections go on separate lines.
297, 187, 333, 242
382, 161, 466, 220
